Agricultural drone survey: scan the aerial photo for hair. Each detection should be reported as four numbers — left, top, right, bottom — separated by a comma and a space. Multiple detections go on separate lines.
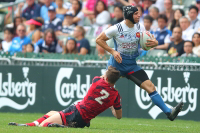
189, 5, 199, 13
34, 17, 44, 29
4, 26, 14, 34
157, 14, 168, 23
73, 0, 82, 16
14, 16, 23, 34
149, 6, 159, 13
94, 0, 107, 17
169, 0, 173, 4
179, 16, 190, 23
144, 15, 154, 23
63, 37, 77, 54
44, 29, 57, 42
106, 66, 120, 84
27, 43, 34, 51
170, 9, 185, 31
76, 26, 85, 36
136, 5, 144, 14
184, 40, 195, 47
173, 26, 182, 32
192, 32, 200, 38
114, 3, 123, 11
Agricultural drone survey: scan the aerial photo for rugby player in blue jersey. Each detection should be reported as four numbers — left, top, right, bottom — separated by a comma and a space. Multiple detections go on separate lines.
96, 5, 183, 121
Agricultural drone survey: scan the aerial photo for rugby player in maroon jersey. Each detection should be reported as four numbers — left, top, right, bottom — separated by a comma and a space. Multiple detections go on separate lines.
9, 66, 122, 128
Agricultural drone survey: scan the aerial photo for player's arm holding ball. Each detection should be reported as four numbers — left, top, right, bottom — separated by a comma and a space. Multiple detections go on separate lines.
96, 26, 122, 64
146, 34, 158, 48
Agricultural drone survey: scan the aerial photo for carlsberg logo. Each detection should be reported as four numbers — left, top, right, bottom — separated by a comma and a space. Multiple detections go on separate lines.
135, 70, 198, 119
55, 68, 90, 107
0, 67, 36, 110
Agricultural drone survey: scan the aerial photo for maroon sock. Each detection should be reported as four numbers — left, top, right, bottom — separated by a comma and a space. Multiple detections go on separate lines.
43, 122, 52, 127
26, 115, 49, 126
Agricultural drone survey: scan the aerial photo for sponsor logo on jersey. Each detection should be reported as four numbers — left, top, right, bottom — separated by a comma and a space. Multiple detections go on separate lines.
55, 68, 91, 107
0, 67, 37, 110
135, 70, 198, 119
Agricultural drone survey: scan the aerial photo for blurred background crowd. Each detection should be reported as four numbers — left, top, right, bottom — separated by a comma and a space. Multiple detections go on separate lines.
0, 0, 200, 58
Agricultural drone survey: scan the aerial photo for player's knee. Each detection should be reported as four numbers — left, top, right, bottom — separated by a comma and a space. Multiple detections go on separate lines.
46, 110, 57, 116
149, 82, 156, 92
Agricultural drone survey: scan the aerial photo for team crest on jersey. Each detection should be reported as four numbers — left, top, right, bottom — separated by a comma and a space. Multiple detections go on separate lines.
136, 32, 140, 38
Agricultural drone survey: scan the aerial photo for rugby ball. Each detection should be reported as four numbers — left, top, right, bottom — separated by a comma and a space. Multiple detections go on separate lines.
140, 31, 153, 50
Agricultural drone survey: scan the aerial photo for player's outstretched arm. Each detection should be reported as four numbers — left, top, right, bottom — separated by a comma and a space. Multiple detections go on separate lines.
96, 32, 114, 54
96, 32, 122, 63
110, 106, 122, 119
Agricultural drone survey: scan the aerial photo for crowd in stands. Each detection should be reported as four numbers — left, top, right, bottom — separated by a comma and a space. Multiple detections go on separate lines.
0, 0, 200, 58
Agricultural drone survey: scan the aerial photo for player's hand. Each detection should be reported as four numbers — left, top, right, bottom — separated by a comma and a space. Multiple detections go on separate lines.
145, 35, 158, 48
111, 51, 122, 63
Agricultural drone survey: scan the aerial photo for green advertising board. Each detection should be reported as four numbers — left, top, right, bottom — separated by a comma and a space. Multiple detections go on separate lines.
0, 66, 199, 121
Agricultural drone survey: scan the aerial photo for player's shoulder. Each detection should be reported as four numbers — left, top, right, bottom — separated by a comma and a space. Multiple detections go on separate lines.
137, 23, 146, 32
92, 76, 102, 83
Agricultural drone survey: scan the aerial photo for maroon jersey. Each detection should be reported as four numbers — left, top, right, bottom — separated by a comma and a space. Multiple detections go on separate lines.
75, 76, 121, 123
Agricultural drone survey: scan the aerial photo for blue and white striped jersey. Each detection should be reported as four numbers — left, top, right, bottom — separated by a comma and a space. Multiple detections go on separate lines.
105, 20, 145, 59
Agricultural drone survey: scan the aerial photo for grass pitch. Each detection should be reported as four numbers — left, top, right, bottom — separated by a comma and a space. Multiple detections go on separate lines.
0, 113, 199, 133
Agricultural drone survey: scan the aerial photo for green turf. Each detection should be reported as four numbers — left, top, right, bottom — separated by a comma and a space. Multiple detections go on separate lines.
0, 113, 199, 133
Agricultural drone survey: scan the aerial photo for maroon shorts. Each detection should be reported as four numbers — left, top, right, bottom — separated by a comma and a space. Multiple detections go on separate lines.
59, 105, 89, 128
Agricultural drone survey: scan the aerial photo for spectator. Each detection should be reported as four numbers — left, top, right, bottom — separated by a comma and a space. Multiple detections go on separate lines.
13, 17, 23, 37
68, 0, 84, 26
137, 5, 144, 25
149, 6, 159, 31
63, 0, 73, 10
181, 41, 197, 57
96, 44, 107, 57
179, 16, 195, 41
21, 0, 41, 20
154, 0, 165, 13
161, 0, 174, 26
26, 18, 43, 44
170, 9, 185, 31
15, 1, 27, 17
131, 0, 143, 6
192, 32, 200, 56
196, 0, 200, 19
60, 13, 76, 36
74, 26, 90, 55
188, 5, 200, 31
167, 27, 184, 57
43, 6, 62, 35
25, 43, 34, 53
111, 3, 123, 25
9, 24, 31, 54
2, 27, 14, 52
56, 0, 68, 21
143, 0, 153, 16
35, 29, 62, 53
0, 39, 2, 51
143, 15, 154, 33
82, 0, 107, 16
40, 0, 57, 22
152, 14, 172, 46
62, 37, 77, 54
92, 0, 111, 26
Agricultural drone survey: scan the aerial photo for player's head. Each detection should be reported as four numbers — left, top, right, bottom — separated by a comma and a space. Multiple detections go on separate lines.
123, 5, 140, 24
105, 66, 120, 84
